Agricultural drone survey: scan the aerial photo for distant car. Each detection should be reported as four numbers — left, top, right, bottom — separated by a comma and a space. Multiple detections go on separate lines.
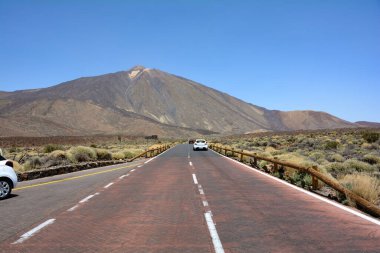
0, 155, 18, 200
188, 139, 195, 144
193, 139, 208, 151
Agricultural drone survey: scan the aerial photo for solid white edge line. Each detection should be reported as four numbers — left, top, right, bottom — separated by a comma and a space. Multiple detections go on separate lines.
12, 219, 56, 244
210, 149, 380, 226
192, 174, 199, 185
67, 204, 79, 212
104, 182, 114, 189
79, 194, 95, 203
143, 146, 174, 164
204, 211, 225, 253
144, 158, 153, 164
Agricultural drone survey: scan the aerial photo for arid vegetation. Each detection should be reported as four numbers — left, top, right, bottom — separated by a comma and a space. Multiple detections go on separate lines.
213, 128, 380, 206
0, 135, 169, 173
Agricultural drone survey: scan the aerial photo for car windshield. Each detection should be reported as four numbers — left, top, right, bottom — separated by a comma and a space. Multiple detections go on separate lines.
196, 140, 205, 143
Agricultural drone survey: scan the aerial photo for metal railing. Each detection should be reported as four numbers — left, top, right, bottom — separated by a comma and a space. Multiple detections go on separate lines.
128, 144, 171, 162
210, 143, 380, 217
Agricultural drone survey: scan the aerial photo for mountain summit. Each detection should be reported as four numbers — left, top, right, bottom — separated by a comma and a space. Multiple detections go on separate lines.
0, 66, 355, 137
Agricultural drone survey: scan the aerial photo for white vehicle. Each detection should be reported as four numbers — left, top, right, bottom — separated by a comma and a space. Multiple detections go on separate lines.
0, 155, 18, 200
193, 139, 208, 151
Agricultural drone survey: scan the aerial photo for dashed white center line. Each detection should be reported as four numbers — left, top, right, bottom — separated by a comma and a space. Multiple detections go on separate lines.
205, 211, 225, 253
13, 219, 56, 244
104, 182, 114, 189
137, 165, 143, 168
189, 161, 193, 166
192, 174, 198, 185
67, 204, 79, 212
131, 169, 136, 172
79, 194, 96, 203
191, 173, 225, 253
119, 174, 128, 179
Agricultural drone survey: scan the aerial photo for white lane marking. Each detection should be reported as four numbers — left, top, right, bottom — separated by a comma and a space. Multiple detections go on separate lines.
189, 161, 193, 166
119, 174, 128, 179
79, 194, 96, 203
203, 200, 209, 207
144, 158, 153, 164
13, 219, 56, 244
104, 182, 114, 189
204, 211, 225, 253
199, 189, 205, 195
192, 174, 198, 185
137, 165, 143, 168
211, 149, 380, 226
131, 169, 136, 172
67, 204, 79, 212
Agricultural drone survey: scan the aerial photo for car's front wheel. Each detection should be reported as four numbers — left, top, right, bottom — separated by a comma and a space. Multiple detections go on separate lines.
0, 179, 12, 200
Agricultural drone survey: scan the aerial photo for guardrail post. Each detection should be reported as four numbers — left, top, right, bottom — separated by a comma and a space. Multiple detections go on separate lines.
145, 149, 149, 158
273, 157, 278, 173
312, 165, 319, 190
224, 148, 227, 156
253, 153, 257, 166
240, 150, 244, 162
231, 148, 235, 157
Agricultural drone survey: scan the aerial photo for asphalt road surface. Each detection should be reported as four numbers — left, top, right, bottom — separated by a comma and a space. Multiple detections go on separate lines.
0, 144, 379, 252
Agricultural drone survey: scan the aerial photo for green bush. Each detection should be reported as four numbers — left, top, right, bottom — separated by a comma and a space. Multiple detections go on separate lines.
43, 144, 64, 153
325, 159, 376, 177
96, 149, 112, 160
68, 146, 97, 163
362, 132, 379, 143
328, 153, 345, 162
23, 157, 42, 171
309, 151, 325, 162
123, 151, 137, 159
324, 141, 339, 150
112, 152, 125, 160
49, 150, 68, 159
362, 154, 380, 165
345, 159, 376, 173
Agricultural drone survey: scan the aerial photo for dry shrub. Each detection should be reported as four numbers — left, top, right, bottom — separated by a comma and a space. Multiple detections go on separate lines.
95, 149, 112, 160
362, 154, 380, 165
123, 149, 143, 159
68, 146, 97, 163
49, 150, 67, 159
43, 144, 64, 153
339, 174, 380, 204
328, 153, 345, 162
23, 157, 42, 171
112, 152, 125, 160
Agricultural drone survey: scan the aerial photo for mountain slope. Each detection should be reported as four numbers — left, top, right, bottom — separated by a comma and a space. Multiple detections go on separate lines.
0, 66, 355, 137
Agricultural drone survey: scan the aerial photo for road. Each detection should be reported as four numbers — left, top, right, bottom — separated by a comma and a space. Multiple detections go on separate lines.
0, 144, 379, 252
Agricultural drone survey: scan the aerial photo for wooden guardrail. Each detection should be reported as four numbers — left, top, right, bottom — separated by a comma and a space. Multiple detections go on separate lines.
128, 144, 171, 162
209, 143, 380, 217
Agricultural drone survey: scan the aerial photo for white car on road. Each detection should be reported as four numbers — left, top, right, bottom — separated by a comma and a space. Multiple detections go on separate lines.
193, 139, 208, 151
0, 155, 18, 200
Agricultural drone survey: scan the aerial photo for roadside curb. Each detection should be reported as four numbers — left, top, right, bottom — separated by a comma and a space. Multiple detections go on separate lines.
17, 160, 130, 181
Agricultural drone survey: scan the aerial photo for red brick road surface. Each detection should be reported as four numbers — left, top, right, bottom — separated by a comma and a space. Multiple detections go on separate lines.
1, 144, 379, 252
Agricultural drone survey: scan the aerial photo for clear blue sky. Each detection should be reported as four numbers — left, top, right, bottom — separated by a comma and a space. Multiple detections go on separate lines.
1, 0, 379, 122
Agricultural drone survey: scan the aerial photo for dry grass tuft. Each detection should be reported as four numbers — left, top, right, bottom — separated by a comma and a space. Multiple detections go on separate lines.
339, 174, 380, 205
